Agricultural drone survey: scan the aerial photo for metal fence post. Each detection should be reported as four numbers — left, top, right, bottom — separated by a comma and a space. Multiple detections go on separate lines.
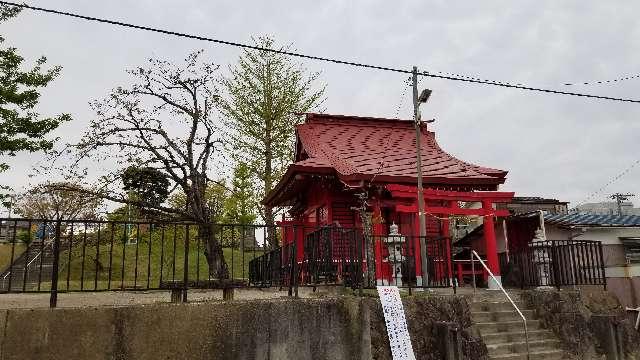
49, 220, 62, 308
293, 226, 299, 298
356, 230, 363, 296
288, 226, 295, 297
182, 224, 189, 303
550, 241, 561, 290
597, 242, 607, 290
471, 251, 476, 295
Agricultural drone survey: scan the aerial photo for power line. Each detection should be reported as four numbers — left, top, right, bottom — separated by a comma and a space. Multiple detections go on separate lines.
4, 1, 640, 104
562, 74, 640, 86
418, 68, 640, 88
575, 158, 640, 207
419, 69, 640, 103
610, 193, 635, 216
393, 76, 411, 119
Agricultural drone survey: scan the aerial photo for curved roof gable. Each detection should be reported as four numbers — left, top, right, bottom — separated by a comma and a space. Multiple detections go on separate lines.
264, 113, 508, 206
297, 113, 506, 181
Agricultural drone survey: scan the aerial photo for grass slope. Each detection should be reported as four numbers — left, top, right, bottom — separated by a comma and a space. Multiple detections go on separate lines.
0, 243, 26, 272
55, 228, 265, 291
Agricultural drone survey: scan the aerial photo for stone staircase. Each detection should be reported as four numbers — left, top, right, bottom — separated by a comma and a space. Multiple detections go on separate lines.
471, 295, 565, 359
0, 241, 57, 291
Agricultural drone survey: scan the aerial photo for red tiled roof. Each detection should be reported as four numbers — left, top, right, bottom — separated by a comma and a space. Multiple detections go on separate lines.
264, 113, 508, 206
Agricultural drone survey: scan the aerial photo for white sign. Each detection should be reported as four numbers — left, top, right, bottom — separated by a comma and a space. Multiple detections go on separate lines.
377, 286, 416, 360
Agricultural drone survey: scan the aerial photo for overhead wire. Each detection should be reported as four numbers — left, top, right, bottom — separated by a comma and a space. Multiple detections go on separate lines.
393, 76, 412, 119
3, 1, 640, 104
420, 69, 640, 87
419, 69, 640, 103
561, 73, 640, 86
574, 158, 640, 208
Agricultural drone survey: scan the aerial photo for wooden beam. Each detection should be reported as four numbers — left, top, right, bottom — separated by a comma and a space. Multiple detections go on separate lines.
386, 184, 514, 202
395, 204, 509, 217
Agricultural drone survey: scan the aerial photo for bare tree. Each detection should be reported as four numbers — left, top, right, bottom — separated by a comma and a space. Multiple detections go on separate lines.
57, 51, 229, 278
16, 182, 102, 220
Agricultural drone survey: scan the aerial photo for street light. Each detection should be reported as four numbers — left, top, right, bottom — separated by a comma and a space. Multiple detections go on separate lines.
412, 66, 433, 288
418, 89, 432, 104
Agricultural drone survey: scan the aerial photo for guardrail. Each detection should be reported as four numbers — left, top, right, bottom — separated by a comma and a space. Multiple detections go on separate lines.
472, 250, 530, 360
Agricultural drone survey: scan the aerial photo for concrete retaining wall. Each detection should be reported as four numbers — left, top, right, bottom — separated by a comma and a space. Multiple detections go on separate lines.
522, 289, 640, 359
0, 295, 483, 360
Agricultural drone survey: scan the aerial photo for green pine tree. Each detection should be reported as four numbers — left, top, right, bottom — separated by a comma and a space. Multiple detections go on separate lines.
218, 36, 325, 247
224, 162, 257, 225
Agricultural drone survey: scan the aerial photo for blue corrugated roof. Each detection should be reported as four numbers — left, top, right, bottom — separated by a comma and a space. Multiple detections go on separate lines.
544, 213, 640, 227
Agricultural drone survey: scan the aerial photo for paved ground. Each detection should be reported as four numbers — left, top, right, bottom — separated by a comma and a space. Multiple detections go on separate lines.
0, 288, 299, 309
0, 286, 508, 309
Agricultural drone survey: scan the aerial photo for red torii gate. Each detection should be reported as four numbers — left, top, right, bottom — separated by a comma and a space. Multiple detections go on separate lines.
382, 185, 514, 288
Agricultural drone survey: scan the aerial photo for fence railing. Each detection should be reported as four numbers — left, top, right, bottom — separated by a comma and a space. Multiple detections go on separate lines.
248, 225, 455, 291
0, 218, 294, 302
0, 218, 459, 306
501, 239, 606, 289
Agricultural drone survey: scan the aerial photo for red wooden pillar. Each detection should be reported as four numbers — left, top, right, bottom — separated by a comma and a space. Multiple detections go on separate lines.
295, 225, 305, 263
413, 213, 423, 286
482, 199, 501, 289
442, 201, 453, 283
372, 199, 385, 284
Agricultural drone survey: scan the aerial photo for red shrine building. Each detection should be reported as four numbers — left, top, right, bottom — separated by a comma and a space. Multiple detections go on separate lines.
263, 113, 514, 288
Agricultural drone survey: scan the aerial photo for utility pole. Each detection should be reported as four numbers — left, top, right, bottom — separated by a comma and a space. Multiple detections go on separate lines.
610, 193, 635, 216
412, 66, 428, 287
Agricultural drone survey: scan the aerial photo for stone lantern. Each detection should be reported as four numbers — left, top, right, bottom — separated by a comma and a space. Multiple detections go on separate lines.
383, 222, 406, 286
531, 228, 551, 287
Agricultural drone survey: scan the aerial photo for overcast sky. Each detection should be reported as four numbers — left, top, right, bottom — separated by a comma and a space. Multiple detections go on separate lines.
2, 1, 639, 209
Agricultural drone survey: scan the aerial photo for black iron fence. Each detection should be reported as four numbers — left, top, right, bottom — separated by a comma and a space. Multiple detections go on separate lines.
248, 225, 455, 291
0, 218, 458, 306
0, 218, 288, 304
501, 239, 606, 289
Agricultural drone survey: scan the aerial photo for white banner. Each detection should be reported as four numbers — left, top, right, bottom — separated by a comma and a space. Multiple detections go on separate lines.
377, 286, 416, 360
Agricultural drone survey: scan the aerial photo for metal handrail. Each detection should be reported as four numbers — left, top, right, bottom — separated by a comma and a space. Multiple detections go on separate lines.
1, 249, 42, 290
471, 250, 530, 360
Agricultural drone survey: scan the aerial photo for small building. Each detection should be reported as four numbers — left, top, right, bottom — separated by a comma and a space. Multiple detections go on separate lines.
264, 113, 514, 288
498, 212, 640, 308
542, 213, 640, 309
453, 196, 568, 244
576, 201, 640, 216
496, 196, 568, 215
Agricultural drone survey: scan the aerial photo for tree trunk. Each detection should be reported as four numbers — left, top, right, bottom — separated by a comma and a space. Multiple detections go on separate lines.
264, 205, 278, 249
360, 212, 376, 287
263, 119, 278, 249
355, 194, 376, 287
200, 223, 229, 279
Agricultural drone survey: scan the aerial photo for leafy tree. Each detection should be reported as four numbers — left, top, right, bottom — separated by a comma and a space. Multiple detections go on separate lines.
0, 5, 70, 173
168, 182, 243, 247
16, 229, 31, 245
168, 181, 229, 223
15, 182, 102, 220
121, 166, 170, 208
224, 162, 256, 225
107, 204, 139, 222
57, 51, 230, 278
223, 163, 258, 249
218, 36, 325, 247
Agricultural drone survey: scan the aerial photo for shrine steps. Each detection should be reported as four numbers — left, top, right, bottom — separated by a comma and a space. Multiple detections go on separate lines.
471, 297, 565, 360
